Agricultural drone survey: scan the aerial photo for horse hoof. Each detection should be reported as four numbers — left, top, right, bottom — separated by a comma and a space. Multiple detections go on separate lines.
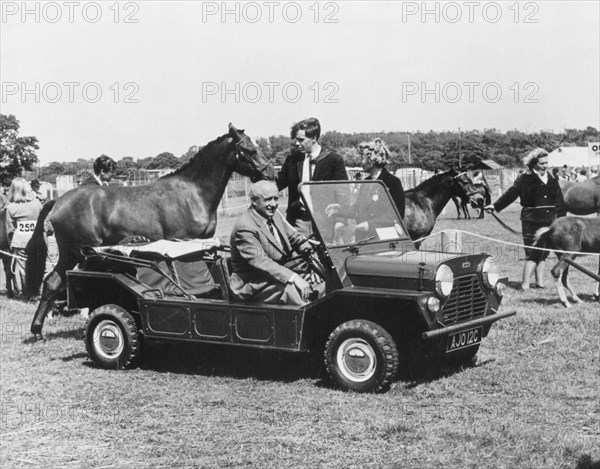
30, 323, 43, 337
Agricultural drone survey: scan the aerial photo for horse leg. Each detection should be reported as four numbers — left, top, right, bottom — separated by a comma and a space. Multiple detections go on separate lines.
551, 256, 571, 308
463, 202, 470, 220
30, 246, 78, 339
1, 255, 14, 299
453, 199, 461, 219
562, 261, 582, 304
30, 270, 65, 338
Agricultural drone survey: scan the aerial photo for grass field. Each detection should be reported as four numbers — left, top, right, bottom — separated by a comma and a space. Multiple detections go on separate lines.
1, 203, 598, 468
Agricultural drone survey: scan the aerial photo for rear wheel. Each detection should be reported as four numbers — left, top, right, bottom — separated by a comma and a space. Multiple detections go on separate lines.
85, 304, 141, 369
325, 320, 399, 393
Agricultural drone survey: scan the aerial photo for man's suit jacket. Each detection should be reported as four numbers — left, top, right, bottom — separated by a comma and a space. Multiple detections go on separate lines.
276, 149, 348, 223
229, 208, 307, 300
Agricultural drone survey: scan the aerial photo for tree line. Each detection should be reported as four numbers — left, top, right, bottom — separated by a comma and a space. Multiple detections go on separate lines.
1, 113, 598, 183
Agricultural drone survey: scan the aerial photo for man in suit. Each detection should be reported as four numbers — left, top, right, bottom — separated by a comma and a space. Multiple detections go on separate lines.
230, 180, 324, 306
276, 118, 348, 236
78, 155, 117, 186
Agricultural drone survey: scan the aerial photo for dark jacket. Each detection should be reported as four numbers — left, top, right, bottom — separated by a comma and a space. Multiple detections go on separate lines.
372, 167, 405, 219
78, 173, 101, 186
494, 171, 566, 222
276, 149, 348, 223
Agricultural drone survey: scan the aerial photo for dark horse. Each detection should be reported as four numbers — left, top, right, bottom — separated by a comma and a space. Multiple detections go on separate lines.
27, 124, 273, 337
452, 181, 491, 220
534, 217, 600, 307
559, 175, 600, 215
404, 168, 483, 248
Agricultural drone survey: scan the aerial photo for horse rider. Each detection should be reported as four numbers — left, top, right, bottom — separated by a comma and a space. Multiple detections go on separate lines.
229, 180, 325, 306
485, 148, 566, 290
275, 117, 348, 236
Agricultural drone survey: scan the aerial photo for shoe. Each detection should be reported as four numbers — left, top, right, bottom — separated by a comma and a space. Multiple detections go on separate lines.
532, 284, 546, 289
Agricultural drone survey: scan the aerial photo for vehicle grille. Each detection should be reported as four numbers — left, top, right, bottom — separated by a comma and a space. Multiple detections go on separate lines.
441, 274, 487, 325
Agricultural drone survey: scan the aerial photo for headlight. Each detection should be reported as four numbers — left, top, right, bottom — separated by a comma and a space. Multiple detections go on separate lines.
426, 296, 441, 313
482, 257, 500, 289
435, 264, 454, 297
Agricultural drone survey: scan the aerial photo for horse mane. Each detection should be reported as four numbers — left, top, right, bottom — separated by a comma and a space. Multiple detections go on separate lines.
412, 169, 451, 191
161, 133, 230, 179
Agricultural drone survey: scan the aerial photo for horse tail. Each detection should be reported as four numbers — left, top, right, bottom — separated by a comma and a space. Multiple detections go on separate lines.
25, 200, 56, 297
533, 226, 551, 249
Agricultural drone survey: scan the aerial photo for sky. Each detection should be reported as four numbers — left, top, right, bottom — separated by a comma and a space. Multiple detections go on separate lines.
1, 0, 599, 164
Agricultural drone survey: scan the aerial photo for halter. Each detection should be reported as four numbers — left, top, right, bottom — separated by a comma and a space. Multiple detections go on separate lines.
453, 171, 479, 197
234, 134, 271, 180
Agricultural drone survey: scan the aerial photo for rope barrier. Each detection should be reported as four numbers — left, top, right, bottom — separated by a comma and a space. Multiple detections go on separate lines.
0, 248, 58, 266
414, 229, 600, 257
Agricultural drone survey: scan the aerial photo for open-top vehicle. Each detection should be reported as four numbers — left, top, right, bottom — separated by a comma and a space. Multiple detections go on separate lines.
71, 180, 514, 393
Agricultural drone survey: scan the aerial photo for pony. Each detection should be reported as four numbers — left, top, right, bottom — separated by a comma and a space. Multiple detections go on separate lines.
404, 168, 483, 248
558, 176, 600, 215
534, 217, 600, 307
27, 124, 273, 337
451, 182, 491, 220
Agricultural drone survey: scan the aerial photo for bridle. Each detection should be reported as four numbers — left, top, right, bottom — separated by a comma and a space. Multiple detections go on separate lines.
453, 171, 479, 198
234, 134, 272, 181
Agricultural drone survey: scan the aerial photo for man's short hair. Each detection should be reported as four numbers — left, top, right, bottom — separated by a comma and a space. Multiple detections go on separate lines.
249, 180, 278, 200
290, 118, 321, 141
94, 155, 117, 175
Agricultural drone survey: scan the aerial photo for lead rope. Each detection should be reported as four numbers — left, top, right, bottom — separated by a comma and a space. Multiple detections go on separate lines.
489, 211, 524, 237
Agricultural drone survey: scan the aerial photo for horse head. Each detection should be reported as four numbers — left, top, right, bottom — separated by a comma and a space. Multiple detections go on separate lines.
450, 168, 484, 207
229, 123, 274, 182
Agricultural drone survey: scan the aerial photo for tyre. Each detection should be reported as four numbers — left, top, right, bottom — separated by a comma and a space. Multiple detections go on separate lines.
324, 320, 399, 393
85, 304, 141, 369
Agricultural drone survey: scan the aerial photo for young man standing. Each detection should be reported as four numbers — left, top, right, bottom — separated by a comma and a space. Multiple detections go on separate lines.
276, 118, 348, 235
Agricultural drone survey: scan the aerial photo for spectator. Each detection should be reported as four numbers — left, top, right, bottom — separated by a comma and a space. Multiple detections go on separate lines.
575, 168, 587, 182
30, 179, 47, 204
1, 178, 12, 296
3, 178, 43, 297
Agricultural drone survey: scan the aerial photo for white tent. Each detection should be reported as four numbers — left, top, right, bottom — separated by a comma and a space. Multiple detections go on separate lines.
547, 146, 599, 168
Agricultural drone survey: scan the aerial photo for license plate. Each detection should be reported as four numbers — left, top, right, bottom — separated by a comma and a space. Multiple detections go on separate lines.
446, 327, 482, 352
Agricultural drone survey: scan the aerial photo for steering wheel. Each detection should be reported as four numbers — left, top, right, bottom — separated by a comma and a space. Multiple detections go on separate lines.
281, 233, 328, 282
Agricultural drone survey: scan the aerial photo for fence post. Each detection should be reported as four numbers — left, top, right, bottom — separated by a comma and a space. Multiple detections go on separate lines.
441, 230, 462, 253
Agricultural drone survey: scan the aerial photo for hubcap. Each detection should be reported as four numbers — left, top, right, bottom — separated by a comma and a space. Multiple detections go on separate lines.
337, 338, 377, 382
93, 320, 124, 360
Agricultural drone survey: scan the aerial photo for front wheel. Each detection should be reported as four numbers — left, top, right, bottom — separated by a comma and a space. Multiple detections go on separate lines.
325, 320, 399, 393
85, 304, 141, 369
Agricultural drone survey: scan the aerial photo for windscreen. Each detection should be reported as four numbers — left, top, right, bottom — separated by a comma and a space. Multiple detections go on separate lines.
300, 181, 409, 246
